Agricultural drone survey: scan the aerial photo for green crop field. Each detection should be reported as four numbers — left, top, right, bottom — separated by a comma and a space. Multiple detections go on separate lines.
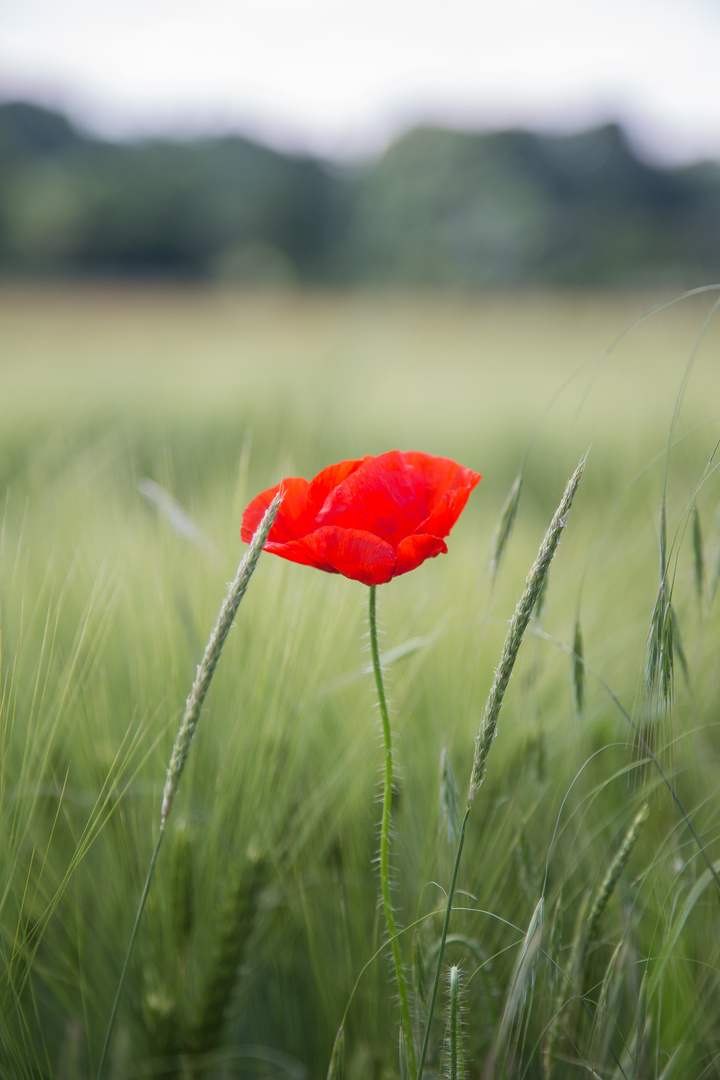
1, 284, 720, 1079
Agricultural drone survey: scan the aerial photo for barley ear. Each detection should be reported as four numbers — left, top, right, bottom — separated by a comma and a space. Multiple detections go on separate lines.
187, 846, 267, 1055
575, 803, 649, 986
169, 818, 194, 950
489, 475, 522, 580
161, 491, 282, 827
440, 748, 461, 849
469, 455, 586, 804
484, 898, 544, 1080
645, 586, 689, 712
542, 893, 565, 1080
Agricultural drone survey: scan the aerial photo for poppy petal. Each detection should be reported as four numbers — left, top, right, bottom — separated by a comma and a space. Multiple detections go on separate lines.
263, 538, 327, 570
305, 457, 370, 523
395, 534, 447, 577
242, 451, 481, 584
401, 453, 482, 516
415, 485, 478, 539
300, 527, 397, 586
241, 477, 311, 544
315, 451, 427, 544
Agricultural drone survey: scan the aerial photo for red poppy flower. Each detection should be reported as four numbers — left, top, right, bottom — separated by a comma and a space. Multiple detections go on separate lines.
241, 451, 481, 587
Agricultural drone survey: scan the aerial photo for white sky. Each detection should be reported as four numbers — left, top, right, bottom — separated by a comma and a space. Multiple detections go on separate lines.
2, 0, 720, 164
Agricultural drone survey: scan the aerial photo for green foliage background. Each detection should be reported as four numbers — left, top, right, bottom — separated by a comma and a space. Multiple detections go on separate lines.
3, 102, 720, 286
1, 286, 720, 1077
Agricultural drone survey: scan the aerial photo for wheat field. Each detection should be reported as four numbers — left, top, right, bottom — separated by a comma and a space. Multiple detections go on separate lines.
1, 284, 720, 1078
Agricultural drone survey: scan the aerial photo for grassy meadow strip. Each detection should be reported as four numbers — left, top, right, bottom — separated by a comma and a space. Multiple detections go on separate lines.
0, 286, 719, 1076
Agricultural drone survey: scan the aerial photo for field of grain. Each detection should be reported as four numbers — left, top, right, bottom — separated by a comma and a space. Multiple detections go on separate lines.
2, 285, 720, 1078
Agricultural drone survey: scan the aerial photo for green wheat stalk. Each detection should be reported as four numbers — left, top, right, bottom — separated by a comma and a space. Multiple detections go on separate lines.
187, 847, 266, 1056
470, 455, 586, 803
95, 492, 281, 1080
574, 802, 649, 988
443, 965, 466, 1080
161, 490, 282, 826
326, 1025, 345, 1080
417, 453, 586, 1079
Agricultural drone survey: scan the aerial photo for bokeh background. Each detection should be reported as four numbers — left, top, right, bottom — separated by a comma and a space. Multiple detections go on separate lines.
2, 0, 720, 285
3, 4, 720, 1077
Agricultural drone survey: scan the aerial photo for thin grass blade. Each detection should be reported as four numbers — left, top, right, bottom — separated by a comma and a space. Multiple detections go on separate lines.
572, 616, 585, 715
691, 506, 704, 603
543, 893, 565, 1080
326, 1025, 344, 1080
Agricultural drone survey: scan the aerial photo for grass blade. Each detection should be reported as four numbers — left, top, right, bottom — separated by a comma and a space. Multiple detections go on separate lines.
572, 616, 585, 715
691, 506, 704, 603
326, 1026, 344, 1080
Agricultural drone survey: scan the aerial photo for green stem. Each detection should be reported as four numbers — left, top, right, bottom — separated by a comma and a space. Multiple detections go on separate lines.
416, 806, 469, 1079
368, 584, 417, 1077
418, 457, 586, 1078
449, 965, 459, 1080
96, 494, 282, 1079
96, 828, 164, 1079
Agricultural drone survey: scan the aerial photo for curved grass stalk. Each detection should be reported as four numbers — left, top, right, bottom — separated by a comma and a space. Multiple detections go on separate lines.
534, 625, 720, 901
417, 454, 586, 1078
95, 493, 281, 1079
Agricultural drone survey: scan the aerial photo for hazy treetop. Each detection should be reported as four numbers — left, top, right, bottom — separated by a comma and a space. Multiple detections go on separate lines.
2, 0, 720, 165
2, 102, 719, 287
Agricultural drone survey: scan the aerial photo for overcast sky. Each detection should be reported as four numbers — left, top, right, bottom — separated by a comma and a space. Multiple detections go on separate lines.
2, 0, 720, 164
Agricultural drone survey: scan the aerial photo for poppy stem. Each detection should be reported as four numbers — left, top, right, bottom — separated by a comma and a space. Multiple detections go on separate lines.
368, 584, 417, 1077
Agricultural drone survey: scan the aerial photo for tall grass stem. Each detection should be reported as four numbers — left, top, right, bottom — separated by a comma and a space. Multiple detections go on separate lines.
368, 584, 417, 1078
95, 830, 164, 1080
469, 455, 586, 803
417, 807, 469, 1079
96, 493, 281, 1079
161, 491, 282, 826
417, 454, 585, 1079
447, 965, 463, 1080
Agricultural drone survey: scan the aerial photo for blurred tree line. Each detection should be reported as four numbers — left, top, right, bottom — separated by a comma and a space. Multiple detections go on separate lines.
2, 100, 720, 286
